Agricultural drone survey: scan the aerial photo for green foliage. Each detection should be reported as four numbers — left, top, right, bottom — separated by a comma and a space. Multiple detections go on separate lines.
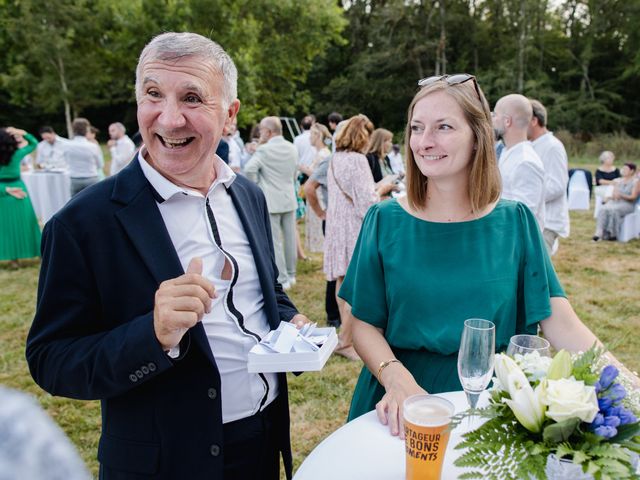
0, 0, 346, 130
454, 411, 548, 479
572, 344, 603, 384
543, 418, 581, 443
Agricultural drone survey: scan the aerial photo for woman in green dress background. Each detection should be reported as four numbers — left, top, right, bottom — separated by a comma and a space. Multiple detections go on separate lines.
339, 75, 639, 438
0, 127, 41, 266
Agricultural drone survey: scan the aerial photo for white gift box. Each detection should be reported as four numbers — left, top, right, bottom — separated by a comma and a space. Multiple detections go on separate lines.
248, 325, 338, 373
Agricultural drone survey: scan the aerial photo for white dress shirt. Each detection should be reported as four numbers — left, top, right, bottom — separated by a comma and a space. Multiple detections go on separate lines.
388, 151, 405, 175
224, 136, 243, 170
293, 130, 316, 167
65, 136, 103, 178
499, 140, 546, 229
531, 132, 570, 237
109, 135, 136, 176
36, 136, 69, 168
138, 150, 278, 423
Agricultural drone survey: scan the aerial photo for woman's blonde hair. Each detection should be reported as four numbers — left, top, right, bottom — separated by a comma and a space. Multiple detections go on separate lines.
366, 128, 393, 159
335, 114, 374, 153
310, 123, 332, 147
404, 79, 501, 213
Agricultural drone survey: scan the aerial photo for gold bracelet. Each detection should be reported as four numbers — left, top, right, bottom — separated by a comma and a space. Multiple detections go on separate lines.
377, 359, 401, 386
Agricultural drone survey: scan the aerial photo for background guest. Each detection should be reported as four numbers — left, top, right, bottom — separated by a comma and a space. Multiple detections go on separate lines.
0, 127, 41, 267
324, 114, 396, 361
245, 116, 299, 289
35, 126, 68, 169
303, 123, 332, 253
595, 150, 620, 186
593, 162, 639, 241
107, 122, 136, 176
65, 118, 103, 196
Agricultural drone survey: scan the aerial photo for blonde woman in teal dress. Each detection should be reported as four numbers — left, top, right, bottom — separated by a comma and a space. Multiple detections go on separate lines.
339, 75, 639, 437
0, 127, 41, 266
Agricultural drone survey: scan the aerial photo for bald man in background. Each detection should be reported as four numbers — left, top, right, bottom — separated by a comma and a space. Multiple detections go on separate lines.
493, 94, 546, 229
244, 117, 299, 289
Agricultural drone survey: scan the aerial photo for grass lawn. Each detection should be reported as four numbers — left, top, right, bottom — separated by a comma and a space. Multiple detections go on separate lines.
1, 166, 639, 476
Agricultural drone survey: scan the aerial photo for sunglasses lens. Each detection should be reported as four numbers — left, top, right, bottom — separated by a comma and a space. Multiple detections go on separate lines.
446, 74, 472, 85
417, 75, 442, 87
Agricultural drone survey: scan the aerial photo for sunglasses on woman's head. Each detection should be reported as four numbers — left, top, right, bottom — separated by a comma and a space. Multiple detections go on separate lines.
417, 74, 482, 101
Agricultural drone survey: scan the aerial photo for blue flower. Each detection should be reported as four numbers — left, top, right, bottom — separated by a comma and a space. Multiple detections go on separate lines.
616, 406, 638, 426
606, 383, 626, 402
603, 415, 621, 428
594, 425, 618, 439
591, 413, 604, 428
598, 365, 619, 390
598, 396, 613, 411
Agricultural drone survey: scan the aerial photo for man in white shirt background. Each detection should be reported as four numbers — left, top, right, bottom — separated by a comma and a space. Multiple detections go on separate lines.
528, 99, 570, 255
36, 126, 68, 169
65, 117, 104, 196
493, 93, 546, 229
108, 122, 136, 176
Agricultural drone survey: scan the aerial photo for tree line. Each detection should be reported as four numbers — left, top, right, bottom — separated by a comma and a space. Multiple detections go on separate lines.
2, 0, 639, 140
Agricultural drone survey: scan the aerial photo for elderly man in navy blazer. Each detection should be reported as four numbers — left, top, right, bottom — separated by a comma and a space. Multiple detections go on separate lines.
26, 32, 309, 480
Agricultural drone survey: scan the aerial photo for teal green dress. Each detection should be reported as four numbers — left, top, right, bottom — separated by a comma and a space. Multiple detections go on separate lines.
0, 133, 41, 261
340, 199, 565, 420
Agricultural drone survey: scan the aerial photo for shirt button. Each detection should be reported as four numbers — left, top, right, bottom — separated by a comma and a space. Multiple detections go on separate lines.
141, 366, 150, 375
148, 362, 157, 372
210, 444, 220, 457
129, 374, 138, 382
135, 370, 144, 379
207, 388, 217, 400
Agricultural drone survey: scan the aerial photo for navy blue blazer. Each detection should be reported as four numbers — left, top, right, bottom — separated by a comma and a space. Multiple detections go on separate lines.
26, 159, 298, 479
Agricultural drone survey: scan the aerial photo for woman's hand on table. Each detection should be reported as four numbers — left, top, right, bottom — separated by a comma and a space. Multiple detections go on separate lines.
376, 364, 427, 439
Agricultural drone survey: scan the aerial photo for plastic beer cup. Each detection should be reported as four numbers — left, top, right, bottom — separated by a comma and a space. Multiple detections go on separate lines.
403, 394, 455, 480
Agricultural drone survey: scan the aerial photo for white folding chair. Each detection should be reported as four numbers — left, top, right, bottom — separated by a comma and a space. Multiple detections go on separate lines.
567, 170, 590, 211
618, 199, 640, 242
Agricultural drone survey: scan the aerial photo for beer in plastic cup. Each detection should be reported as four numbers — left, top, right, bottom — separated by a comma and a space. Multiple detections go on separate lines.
403, 394, 454, 480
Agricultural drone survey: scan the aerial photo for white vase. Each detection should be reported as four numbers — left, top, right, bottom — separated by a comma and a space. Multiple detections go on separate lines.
545, 454, 593, 480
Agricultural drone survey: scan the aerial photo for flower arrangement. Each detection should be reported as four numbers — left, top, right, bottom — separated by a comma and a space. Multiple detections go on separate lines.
452, 347, 640, 479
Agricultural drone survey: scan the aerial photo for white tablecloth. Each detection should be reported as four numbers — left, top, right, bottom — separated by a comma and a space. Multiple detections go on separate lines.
294, 391, 488, 480
21, 171, 71, 224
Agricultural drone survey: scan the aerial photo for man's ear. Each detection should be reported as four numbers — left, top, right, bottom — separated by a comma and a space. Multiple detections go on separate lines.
225, 99, 241, 129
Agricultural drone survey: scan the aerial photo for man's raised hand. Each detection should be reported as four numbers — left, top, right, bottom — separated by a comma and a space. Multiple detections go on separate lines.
153, 257, 216, 351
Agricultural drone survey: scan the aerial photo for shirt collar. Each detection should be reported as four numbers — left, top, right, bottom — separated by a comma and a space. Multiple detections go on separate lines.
531, 131, 553, 146
137, 145, 236, 203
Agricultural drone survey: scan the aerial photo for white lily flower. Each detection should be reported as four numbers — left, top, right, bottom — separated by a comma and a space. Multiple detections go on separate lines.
495, 354, 546, 432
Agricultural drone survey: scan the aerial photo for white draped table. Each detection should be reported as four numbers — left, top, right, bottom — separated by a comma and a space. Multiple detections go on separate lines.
294, 390, 488, 480
21, 170, 71, 224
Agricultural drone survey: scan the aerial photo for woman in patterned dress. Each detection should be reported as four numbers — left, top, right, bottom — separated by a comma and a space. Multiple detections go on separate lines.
323, 115, 397, 360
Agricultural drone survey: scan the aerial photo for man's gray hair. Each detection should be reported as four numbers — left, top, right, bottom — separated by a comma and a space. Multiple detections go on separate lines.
110, 122, 126, 133
135, 32, 238, 108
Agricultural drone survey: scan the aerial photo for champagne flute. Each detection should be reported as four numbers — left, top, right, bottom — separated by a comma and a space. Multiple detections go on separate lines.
507, 334, 551, 357
457, 318, 495, 411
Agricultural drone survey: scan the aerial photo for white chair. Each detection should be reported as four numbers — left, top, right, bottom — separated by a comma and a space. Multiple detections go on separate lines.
567, 170, 590, 211
618, 199, 640, 242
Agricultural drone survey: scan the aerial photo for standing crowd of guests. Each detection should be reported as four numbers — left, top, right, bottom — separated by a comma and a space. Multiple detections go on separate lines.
0, 119, 137, 267
2, 31, 639, 480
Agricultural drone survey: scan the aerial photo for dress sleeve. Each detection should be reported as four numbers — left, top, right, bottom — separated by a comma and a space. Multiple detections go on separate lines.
338, 204, 388, 329
517, 204, 566, 333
